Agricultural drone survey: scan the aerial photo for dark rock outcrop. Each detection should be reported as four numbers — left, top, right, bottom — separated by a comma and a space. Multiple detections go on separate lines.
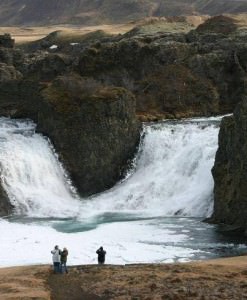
0, 35, 141, 211
36, 76, 141, 196
211, 98, 247, 233
0, 76, 141, 197
210, 17, 247, 232
0, 34, 14, 48
196, 15, 238, 34
76, 16, 247, 120
0, 184, 13, 216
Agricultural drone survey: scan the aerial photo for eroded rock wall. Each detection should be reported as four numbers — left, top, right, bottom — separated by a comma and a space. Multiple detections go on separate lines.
77, 16, 247, 120
36, 76, 141, 196
212, 98, 247, 232
0, 76, 141, 199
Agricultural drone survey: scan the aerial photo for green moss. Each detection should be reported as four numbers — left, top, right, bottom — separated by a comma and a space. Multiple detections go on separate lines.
42, 76, 132, 114
42, 85, 79, 114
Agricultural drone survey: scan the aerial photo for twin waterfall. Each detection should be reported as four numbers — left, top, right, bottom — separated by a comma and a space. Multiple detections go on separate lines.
0, 117, 220, 219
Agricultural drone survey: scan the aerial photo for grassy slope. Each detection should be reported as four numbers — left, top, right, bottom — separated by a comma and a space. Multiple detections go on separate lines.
1, 256, 247, 299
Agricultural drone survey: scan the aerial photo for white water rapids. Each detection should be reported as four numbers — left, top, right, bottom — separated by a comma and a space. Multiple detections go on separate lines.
0, 117, 219, 219
0, 118, 79, 218
2, 115, 245, 268
87, 118, 218, 218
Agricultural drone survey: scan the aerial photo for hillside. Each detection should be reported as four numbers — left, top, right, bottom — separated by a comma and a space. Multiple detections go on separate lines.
0, 0, 247, 25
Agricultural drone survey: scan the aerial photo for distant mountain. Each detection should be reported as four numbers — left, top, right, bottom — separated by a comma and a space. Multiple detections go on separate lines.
0, 0, 247, 25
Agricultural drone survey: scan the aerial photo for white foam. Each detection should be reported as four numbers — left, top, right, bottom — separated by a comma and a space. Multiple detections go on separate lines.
84, 121, 219, 218
0, 117, 225, 267
0, 218, 199, 267
0, 117, 219, 219
0, 118, 83, 217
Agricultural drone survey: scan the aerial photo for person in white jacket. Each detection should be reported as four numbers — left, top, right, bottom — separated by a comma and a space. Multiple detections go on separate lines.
51, 245, 61, 273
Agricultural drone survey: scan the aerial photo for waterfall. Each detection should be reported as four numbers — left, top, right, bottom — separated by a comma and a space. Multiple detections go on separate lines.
0, 117, 220, 219
0, 118, 81, 218
86, 118, 220, 218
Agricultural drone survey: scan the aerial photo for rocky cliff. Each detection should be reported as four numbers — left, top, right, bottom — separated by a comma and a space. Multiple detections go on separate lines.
0, 77, 141, 201
35, 76, 141, 196
0, 15, 247, 215
77, 15, 247, 120
0, 40, 141, 214
211, 98, 247, 234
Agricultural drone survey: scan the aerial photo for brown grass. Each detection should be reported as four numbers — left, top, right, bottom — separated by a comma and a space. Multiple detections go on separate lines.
1, 13, 247, 45
0, 24, 136, 44
1, 256, 247, 299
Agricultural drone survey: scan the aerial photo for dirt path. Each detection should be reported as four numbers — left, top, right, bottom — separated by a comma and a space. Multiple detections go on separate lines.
1, 256, 247, 300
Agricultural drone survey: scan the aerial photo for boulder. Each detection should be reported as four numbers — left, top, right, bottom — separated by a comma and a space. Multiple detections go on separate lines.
0, 34, 14, 48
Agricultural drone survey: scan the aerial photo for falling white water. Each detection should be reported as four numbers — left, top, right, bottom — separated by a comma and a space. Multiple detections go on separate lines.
85, 118, 220, 218
0, 117, 220, 219
1, 116, 244, 268
0, 118, 82, 217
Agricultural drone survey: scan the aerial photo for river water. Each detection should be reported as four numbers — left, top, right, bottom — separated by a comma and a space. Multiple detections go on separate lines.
0, 116, 246, 267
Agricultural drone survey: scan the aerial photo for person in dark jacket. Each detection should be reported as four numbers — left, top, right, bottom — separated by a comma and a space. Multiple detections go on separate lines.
96, 246, 106, 264
60, 247, 69, 273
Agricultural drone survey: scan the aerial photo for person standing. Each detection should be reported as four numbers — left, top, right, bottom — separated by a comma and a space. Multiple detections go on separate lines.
51, 245, 61, 273
60, 247, 69, 274
96, 246, 106, 264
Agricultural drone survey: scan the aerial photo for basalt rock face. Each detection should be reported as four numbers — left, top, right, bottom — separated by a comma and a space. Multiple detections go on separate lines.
211, 98, 247, 233
0, 76, 141, 198
77, 16, 247, 120
0, 39, 140, 212
36, 76, 141, 196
